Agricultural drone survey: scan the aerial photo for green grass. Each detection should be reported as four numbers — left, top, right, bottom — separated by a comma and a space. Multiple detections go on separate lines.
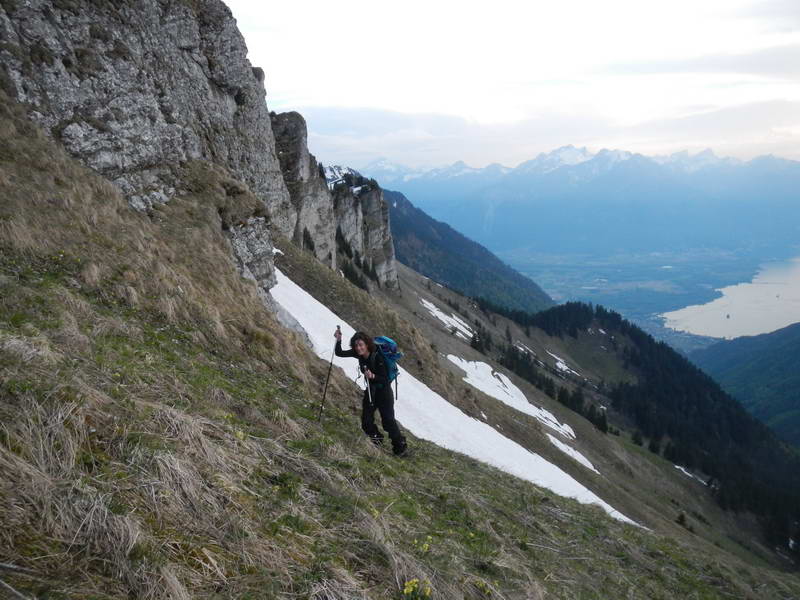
1, 90, 799, 599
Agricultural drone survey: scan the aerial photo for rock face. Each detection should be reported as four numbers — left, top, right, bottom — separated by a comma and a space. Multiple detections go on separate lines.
0, 0, 290, 214
1, 0, 398, 295
333, 186, 398, 289
227, 217, 277, 298
270, 112, 336, 268
270, 112, 398, 289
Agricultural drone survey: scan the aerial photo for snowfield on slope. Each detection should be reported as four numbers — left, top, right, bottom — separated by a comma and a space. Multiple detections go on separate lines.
270, 269, 635, 525
446, 355, 575, 440
419, 298, 473, 341
547, 434, 599, 474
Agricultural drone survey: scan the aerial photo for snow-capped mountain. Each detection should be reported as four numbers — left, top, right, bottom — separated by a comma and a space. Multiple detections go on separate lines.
324, 164, 362, 187
516, 145, 595, 174
361, 146, 757, 191
653, 148, 742, 172
368, 146, 800, 259
360, 158, 422, 186
414, 160, 482, 180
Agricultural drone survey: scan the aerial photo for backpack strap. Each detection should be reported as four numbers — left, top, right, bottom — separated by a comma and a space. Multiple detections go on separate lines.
369, 350, 385, 389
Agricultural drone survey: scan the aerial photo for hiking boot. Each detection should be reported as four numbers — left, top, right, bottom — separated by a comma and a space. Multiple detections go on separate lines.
370, 435, 384, 447
392, 440, 408, 456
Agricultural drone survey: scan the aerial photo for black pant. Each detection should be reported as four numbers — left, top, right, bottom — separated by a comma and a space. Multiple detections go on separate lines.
361, 385, 405, 450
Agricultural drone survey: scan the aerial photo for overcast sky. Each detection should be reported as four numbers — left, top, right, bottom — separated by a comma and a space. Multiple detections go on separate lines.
225, 0, 800, 168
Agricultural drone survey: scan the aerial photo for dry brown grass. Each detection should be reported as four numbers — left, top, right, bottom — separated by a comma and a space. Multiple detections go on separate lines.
0, 91, 286, 360
2, 90, 800, 600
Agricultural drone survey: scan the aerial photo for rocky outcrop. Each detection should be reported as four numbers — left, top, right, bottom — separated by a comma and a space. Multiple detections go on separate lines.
269, 112, 398, 288
1, 0, 398, 295
270, 112, 336, 268
333, 186, 398, 289
228, 217, 277, 297
0, 0, 290, 215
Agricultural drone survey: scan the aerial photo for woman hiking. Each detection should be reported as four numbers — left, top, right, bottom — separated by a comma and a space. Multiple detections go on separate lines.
335, 329, 408, 456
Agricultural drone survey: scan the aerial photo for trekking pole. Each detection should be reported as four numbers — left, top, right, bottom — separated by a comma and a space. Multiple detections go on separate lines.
318, 325, 340, 421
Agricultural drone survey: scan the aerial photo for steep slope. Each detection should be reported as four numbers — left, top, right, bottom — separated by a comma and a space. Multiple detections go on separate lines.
385, 190, 553, 313
691, 322, 800, 447
464, 298, 800, 546
6, 94, 800, 599
0, 0, 398, 295
2, 1, 800, 597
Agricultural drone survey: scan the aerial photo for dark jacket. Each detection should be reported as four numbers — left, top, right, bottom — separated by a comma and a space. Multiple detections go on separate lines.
334, 339, 405, 452
335, 340, 389, 389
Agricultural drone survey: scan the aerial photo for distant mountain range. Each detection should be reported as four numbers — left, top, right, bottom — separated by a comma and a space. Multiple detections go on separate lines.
361, 146, 746, 186
360, 147, 800, 257
691, 322, 800, 448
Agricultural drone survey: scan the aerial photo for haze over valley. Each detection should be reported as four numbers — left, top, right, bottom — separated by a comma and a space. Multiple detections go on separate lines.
362, 147, 800, 351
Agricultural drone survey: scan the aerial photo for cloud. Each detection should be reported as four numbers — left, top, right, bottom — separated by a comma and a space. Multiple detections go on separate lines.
742, 0, 800, 32
605, 44, 800, 80
297, 102, 800, 168
300, 107, 613, 168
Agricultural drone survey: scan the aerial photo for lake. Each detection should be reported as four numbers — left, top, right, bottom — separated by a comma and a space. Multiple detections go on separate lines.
661, 257, 800, 339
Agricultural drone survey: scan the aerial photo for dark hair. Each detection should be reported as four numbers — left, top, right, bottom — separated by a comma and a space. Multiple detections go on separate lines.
350, 331, 375, 353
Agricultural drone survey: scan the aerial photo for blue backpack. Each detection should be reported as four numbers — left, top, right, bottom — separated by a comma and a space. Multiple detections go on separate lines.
374, 336, 403, 393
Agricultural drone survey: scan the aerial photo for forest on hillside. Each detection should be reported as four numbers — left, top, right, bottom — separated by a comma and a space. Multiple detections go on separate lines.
473, 298, 800, 551
691, 323, 800, 448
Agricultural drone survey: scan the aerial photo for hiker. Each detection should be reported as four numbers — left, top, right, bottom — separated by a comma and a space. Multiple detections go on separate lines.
334, 329, 408, 456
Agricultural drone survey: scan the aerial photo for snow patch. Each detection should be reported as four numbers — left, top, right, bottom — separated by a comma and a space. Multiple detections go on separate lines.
515, 342, 536, 356
546, 351, 581, 377
447, 355, 576, 440
547, 434, 600, 474
674, 465, 707, 484
269, 269, 635, 525
272, 248, 284, 256
420, 298, 473, 341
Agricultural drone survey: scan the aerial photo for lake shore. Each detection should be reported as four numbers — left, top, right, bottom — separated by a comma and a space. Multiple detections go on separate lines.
661, 258, 800, 339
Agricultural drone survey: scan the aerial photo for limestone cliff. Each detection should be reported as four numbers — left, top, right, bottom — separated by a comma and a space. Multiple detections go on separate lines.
270, 111, 336, 269
0, 0, 397, 294
270, 112, 398, 289
332, 184, 398, 289
0, 0, 290, 216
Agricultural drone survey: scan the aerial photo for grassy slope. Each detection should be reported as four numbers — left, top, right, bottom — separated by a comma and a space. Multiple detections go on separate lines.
369, 262, 793, 569
1, 95, 799, 599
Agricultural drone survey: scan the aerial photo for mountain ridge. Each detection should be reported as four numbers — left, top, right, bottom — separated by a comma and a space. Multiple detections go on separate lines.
385, 189, 554, 313
359, 144, 789, 186
690, 322, 800, 448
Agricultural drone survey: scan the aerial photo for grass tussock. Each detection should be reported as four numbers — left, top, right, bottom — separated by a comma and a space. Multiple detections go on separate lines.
1, 92, 800, 599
